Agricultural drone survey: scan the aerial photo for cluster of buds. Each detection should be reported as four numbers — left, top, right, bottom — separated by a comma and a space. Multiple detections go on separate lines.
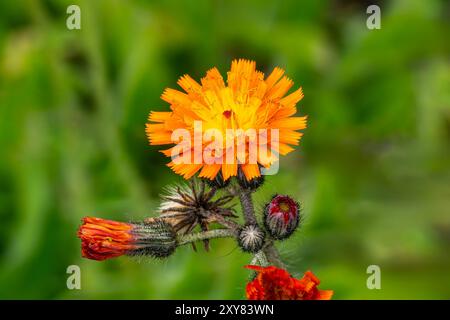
77, 182, 301, 260
235, 193, 301, 253
78, 175, 322, 300
77, 177, 330, 300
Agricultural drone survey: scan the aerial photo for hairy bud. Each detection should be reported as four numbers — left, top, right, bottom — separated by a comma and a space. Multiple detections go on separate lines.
264, 194, 300, 240
130, 219, 178, 258
78, 217, 177, 261
238, 224, 265, 253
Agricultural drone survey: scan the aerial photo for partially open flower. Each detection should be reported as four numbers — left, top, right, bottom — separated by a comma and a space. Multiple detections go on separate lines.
264, 194, 300, 240
78, 217, 177, 261
245, 265, 333, 300
238, 224, 265, 253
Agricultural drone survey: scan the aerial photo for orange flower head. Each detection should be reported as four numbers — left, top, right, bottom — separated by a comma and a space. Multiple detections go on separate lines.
77, 217, 177, 261
146, 59, 306, 182
245, 265, 333, 300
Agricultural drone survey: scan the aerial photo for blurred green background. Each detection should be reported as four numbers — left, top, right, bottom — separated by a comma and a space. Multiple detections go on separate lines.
0, 0, 449, 299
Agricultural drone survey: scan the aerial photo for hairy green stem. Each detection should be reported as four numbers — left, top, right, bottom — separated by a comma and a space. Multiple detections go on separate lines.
236, 185, 286, 269
211, 213, 240, 231
251, 250, 269, 267
177, 229, 236, 246
238, 190, 257, 225
263, 242, 286, 269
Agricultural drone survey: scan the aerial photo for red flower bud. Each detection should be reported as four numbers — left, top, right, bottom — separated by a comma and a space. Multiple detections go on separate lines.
77, 217, 176, 261
245, 265, 333, 300
264, 194, 300, 240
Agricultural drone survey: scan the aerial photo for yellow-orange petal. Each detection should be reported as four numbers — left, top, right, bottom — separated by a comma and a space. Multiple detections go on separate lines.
148, 111, 172, 123
145, 123, 166, 133
221, 163, 238, 180
279, 87, 304, 107
161, 88, 191, 105
146, 128, 173, 145
270, 116, 307, 130
266, 76, 294, 100
198, 164, 222, 180
271, 142, 294, 156
241, 163, 261, 180
178, 74, 202, 93
168, 162, 203, 179
265, 67, 285, 90
201, 67, 225, 92
278, 130, 303, 145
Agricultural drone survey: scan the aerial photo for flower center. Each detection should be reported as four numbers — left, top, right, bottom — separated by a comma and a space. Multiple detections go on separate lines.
223, 110, 232, 119
279, 201, 290, 213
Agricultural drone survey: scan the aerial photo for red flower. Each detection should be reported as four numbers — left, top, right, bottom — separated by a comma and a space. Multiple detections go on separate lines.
245, 265, 333, 300
77, 217, 177, 261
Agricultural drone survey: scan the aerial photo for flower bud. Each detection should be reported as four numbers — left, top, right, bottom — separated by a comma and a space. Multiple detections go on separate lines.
131, 219, 178, 258
78, 217, 177, 261
238, 224, 265, 253
264, 194, 300, 240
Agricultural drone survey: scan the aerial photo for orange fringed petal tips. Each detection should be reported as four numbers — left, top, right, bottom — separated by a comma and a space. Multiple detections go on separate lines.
146, 59, 307, 182
78, 217, 135, 260
245, 265, 333, 300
